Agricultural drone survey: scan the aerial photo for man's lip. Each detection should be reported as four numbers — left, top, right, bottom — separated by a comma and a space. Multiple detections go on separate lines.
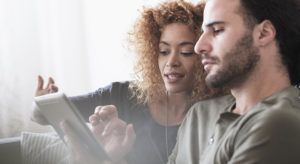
202, 59, 216, 72
201, 59, 216, 66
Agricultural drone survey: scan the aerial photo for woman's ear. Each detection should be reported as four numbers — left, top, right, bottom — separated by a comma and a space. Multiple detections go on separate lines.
253, 20, 276, 47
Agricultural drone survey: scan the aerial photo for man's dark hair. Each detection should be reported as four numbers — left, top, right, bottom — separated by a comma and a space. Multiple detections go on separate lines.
239, 0, 300, 86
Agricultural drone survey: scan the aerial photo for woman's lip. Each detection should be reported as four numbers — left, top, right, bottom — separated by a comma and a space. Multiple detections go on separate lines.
164, 72, 184, 83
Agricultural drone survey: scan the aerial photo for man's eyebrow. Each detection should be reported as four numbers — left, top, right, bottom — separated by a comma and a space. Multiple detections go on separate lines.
202, 21, 225, 31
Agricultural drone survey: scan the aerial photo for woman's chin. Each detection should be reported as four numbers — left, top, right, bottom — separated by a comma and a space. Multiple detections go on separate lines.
165, 87, 188, 95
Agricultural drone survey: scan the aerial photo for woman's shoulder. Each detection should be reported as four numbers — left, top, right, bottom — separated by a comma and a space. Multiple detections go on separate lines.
99, 81, 131, 90
96, 81, 145, 115
94, 81, 132, 96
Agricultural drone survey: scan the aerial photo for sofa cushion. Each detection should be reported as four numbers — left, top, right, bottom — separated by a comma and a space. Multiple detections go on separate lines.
21, 132, 70, 164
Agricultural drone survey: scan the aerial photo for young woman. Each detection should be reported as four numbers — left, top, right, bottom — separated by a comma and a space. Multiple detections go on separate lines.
32, 1, 227, 164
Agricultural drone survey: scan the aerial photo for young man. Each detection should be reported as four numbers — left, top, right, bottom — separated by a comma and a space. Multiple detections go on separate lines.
168, 0, 300, 163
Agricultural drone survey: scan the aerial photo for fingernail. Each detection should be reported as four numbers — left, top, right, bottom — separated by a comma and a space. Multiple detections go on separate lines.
60, 121, 64, 127
60, 121, 66, 129
102, 131, 107, 136
91, 120, 96, 126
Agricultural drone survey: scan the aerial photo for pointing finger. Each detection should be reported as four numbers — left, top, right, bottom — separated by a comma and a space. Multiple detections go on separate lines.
102, 118, 126, 137
123, 124, 136, 148
89, 114, 100, 126
97, 105, 118, 122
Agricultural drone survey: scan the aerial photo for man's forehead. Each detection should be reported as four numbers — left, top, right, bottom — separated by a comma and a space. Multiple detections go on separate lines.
203, 0, 241, 28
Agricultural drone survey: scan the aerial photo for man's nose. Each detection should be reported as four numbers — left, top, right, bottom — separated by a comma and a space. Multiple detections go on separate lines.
194, 33, 212, 55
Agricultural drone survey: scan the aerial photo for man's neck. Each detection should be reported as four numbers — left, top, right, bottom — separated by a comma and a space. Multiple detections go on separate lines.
231, 66, 291, 115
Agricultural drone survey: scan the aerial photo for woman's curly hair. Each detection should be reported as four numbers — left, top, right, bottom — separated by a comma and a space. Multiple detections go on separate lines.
128, 0, 227, 105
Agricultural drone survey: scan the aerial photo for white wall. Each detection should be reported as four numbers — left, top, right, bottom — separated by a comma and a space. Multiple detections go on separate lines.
82, 0, 202, 91
0, 0, 202, 138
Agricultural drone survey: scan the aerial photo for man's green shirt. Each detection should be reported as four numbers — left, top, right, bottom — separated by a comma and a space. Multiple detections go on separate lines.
168, 86, 300, 164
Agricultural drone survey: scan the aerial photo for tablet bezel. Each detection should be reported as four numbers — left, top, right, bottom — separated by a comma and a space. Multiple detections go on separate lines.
34, 92, 110, 161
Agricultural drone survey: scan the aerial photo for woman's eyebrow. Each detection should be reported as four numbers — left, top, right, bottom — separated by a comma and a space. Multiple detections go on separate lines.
179, 42, 194, 46
159, 41, 169, 45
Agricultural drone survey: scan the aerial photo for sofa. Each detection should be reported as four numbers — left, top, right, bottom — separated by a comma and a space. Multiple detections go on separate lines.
0, 136, 21, 164
0, 132, 69, 164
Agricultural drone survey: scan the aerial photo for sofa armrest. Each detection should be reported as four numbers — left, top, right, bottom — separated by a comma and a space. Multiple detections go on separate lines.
0, 136, 21, 164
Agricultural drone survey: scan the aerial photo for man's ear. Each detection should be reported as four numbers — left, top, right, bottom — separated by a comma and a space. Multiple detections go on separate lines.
253, 20, 276, 47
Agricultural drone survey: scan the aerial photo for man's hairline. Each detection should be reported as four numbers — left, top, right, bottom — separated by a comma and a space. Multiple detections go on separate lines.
203, 0, 257, 30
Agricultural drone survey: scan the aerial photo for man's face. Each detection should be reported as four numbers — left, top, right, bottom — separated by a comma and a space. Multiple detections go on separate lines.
195, 0, 260, 88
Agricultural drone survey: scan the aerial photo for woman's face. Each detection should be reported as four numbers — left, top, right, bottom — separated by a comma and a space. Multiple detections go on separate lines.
158, 23, 198, 94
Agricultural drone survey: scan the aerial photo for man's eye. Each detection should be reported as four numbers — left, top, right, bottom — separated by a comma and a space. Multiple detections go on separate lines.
213, 29, 224, 35
159, 51, 169, 56
181, 52, 194, 56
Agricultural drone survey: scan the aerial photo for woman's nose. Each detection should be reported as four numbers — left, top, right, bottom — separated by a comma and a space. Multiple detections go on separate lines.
166, 52, 180, 67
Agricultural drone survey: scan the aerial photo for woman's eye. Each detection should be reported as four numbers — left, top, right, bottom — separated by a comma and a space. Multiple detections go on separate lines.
181, 52, 194, 56
159, 51, 169, 56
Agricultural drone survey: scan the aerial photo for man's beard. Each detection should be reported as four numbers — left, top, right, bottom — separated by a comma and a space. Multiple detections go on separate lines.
205, 32, 260, 88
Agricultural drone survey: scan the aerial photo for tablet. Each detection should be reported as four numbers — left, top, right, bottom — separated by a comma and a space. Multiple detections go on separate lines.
34, 92, 110, 161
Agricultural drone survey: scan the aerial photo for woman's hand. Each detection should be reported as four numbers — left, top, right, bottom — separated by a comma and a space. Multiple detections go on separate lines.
60, 105, 135, 164
35, 75, 58, 96
89, 105, 136, 163
60, 121, 105, 164
31, 75, 59, 124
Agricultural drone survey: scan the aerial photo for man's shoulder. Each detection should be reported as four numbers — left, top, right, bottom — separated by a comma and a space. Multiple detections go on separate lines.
253, 103, 300, 129
251, 86, 300, 123
241, 90, 300, 135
